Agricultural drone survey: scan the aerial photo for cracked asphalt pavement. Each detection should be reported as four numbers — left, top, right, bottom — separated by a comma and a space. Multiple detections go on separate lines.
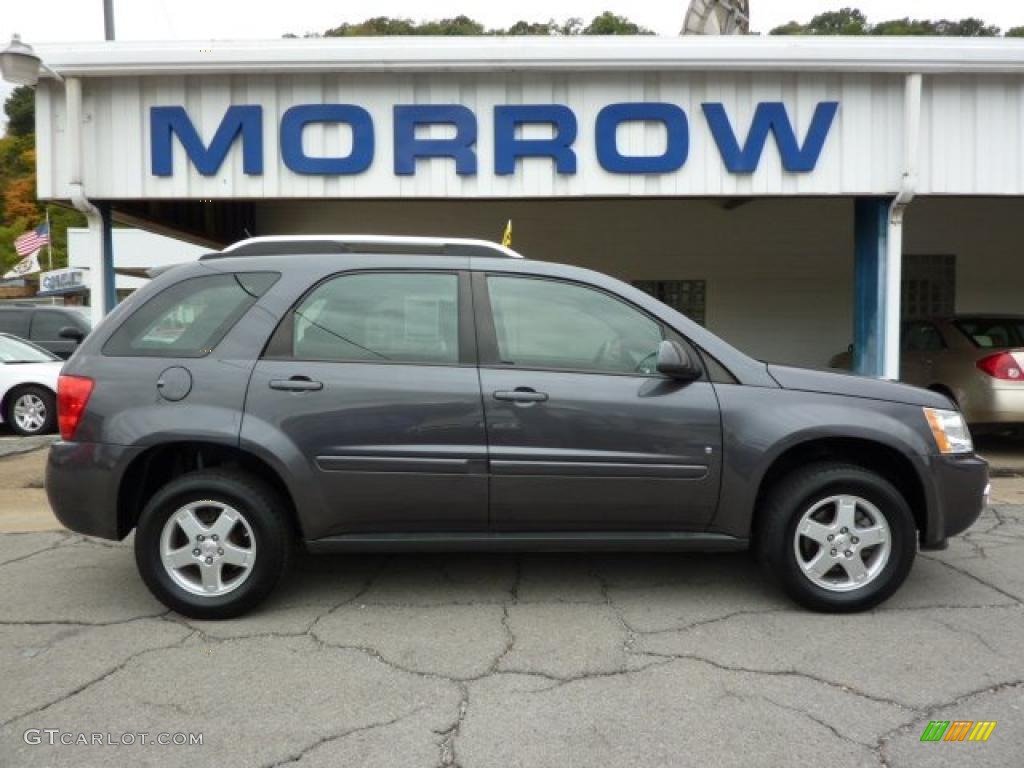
1, 503, 1022, 767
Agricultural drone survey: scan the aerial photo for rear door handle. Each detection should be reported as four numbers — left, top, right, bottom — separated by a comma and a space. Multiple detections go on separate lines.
493, 389, 549, 403
269, 376, 323, 392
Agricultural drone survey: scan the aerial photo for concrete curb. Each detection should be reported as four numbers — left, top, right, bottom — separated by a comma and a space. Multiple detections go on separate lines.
0, 435, 57, 460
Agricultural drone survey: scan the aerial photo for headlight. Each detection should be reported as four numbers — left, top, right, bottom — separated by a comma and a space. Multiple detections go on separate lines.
923, 408, 973, 455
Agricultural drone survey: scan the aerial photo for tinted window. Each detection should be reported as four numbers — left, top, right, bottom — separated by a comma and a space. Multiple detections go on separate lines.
30, 310, 71, 341
104, 272, 278, 358
902, 322, 945, 353
291, 272, 459, 364
0, 310, 27, 336
487, 276, 663, 375
955, 319, 1024, 349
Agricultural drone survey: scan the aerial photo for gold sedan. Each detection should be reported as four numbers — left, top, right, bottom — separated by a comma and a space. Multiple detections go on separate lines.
831, 316, 1024, 432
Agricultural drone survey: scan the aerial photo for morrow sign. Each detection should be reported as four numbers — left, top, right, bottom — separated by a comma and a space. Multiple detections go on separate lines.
151, 101, 840, 179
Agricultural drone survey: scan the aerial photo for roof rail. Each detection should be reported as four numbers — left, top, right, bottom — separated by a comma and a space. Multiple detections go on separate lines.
206, 235, 525, 260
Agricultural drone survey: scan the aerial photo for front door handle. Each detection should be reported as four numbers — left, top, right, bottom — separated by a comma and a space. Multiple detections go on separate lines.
494, 389, 549, 404
269, 376, 324, 392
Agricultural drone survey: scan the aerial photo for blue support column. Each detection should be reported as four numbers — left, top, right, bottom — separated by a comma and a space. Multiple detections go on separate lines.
98, 202, 117, 313
853, 198, 891, 377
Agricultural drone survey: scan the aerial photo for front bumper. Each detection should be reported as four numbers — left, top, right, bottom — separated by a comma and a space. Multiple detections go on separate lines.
922, 452, 989, 546
46, 441, 142, 540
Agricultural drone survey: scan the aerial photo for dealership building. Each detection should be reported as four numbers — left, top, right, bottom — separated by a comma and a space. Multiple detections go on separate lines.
23, 36, 1024, 375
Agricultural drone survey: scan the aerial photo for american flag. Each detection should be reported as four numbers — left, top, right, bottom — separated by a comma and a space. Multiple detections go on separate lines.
14, 223, 50, 257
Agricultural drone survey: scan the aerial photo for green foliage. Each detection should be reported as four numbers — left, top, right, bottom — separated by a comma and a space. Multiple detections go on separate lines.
772, 9, 1006, 37
774, 8, 869, 35
583, 12, 653, 35
0, 219, 29, 274
1005, 26, 1024, 38
3, 86, 35, 138
0, 84, 83, 277
309, 12, 650, 38
42, 206, 85, 270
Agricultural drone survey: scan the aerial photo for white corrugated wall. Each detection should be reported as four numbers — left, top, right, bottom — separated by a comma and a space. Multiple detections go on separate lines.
36, 71, 917, 200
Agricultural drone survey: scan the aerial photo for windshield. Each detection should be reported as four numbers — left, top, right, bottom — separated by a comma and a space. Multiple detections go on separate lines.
0, 335, 58, 363
954, 318, 1024, 349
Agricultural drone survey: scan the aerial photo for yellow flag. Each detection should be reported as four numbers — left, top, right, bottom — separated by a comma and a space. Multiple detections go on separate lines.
501, 220, 512, 247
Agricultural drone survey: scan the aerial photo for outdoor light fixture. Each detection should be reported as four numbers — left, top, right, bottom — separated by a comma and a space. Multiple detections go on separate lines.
1, 34, 61, 86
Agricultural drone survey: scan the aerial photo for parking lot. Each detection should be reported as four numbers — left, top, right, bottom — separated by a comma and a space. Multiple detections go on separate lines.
2, 436, 1023, 767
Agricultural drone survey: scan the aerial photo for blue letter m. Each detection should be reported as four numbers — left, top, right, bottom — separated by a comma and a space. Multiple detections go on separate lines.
703, 101, 838, 174
151, 105, 263, 177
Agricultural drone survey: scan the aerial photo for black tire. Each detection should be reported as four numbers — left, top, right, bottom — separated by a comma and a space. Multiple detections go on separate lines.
5, 385, 57, 436
755, 462, 916, 613
134, 469, 292, 620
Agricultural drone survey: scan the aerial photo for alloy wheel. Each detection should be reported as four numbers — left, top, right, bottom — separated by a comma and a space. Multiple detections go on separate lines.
13, 393, 47, 434
792, 495, 892, 593
159, 501, 256, 597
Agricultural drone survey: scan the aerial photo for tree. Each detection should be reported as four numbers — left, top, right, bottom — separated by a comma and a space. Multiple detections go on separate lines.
583, 12, 654, 35
771, 8, 868, 35
2, 176, 37, 223
419, 16, 486, 36
0, 112, 82, 275
1007, 26, 1024, 38
308, 13, 650, 39
939, 18, 1001, 37
772, 9, 1005, 37
505, 20, 560, 36
3, 86, 35, 138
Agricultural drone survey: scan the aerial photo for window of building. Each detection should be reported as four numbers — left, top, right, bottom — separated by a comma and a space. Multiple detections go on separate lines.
632, 280, 707, 326
902, 255, 956, 320
487, 276, 664, 375
291, 272, 459, 364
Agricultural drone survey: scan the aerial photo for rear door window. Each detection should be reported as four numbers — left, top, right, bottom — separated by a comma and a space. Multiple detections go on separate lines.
103, 272, 278, 357
283, 272, 460, 365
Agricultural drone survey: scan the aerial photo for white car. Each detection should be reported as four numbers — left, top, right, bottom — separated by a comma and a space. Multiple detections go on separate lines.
0, 333, 63, 436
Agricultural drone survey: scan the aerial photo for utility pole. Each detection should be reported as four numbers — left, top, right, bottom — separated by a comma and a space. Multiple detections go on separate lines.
103, 0, 115, 41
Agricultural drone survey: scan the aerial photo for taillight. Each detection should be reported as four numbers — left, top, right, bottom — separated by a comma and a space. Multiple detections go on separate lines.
977, 352, 1023, 381
57, 375, 95, 440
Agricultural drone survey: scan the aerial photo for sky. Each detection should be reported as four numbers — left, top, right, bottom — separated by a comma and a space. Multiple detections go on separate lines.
4, 0, 1024, 128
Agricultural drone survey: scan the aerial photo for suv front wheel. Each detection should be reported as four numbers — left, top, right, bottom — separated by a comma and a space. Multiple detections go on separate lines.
134, 470, 292, 619
756, 463, 917, 612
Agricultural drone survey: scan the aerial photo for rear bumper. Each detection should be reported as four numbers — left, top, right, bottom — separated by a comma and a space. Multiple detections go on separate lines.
962, 385, 1024, 427
922, 452, 989, 545
45, 441, 141, 540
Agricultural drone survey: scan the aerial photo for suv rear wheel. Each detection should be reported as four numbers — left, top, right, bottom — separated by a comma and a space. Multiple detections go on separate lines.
756, 463, 917, 612
134, 470, 292, 619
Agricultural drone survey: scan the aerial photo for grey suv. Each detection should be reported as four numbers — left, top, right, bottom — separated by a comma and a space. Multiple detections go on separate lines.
0, 304, 90, 359
46, 236, 989, 619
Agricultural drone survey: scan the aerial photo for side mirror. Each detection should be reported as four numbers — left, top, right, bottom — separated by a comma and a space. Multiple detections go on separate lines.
656, 340, 702, 381
58, 326, 85, 343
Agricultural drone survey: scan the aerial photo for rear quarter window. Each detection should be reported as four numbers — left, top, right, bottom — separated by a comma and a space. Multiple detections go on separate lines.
0, 310, 27, 336
103, 272, 279, 358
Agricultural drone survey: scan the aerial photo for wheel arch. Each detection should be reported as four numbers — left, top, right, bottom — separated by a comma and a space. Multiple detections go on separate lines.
751, 437, 929, 544
117, 441, 303, 540
1, 381, 56, 416
927, 383, 958, 407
